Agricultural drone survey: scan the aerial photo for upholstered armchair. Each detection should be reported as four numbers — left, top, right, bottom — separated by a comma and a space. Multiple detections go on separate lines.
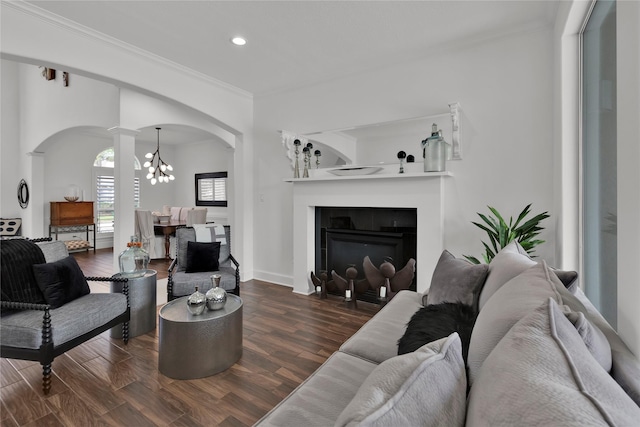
167, 225, 240, 301
0, 239, 130, 395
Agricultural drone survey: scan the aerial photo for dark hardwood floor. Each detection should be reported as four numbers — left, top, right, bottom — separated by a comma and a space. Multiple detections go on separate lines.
1, 249, 379, 426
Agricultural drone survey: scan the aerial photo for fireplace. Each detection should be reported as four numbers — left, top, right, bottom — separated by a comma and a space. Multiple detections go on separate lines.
287, 167, 449, 295
315, 207, 417, 300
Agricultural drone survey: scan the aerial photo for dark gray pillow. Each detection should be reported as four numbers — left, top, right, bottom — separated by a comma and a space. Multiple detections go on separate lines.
424, 250, 489, 312
185, 241, 220, 273
32, 255, 90, 309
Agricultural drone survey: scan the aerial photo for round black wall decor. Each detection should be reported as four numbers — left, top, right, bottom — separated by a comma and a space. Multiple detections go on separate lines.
17, 179, 29, 209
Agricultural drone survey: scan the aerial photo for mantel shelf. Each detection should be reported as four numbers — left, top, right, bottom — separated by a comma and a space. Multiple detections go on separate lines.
284, 170, 452, 183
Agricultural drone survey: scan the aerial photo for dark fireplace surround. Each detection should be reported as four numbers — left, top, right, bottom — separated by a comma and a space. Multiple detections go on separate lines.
315, 207, 417, 301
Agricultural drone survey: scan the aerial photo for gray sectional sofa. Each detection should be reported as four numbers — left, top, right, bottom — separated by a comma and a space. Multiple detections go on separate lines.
256, 242, 640, 426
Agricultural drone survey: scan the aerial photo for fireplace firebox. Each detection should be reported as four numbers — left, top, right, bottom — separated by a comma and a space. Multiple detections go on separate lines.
315, 207, 417, 301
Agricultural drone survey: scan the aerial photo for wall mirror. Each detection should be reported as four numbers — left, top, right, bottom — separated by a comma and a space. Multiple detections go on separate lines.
282, 103, 461, 169
195, 172, 228, 207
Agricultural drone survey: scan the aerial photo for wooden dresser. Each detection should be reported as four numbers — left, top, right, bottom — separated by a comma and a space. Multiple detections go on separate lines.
49, 201, 96, 252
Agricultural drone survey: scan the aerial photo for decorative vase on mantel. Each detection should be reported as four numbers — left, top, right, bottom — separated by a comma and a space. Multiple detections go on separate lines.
205, 274, 227, 311
187, 286, 206, 315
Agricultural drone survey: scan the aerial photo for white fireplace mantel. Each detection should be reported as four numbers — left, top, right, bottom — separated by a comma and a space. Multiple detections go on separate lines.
288, 170, 451, 295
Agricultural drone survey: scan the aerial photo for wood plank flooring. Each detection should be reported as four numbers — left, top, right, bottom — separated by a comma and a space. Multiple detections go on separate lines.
1, 249, 379, 426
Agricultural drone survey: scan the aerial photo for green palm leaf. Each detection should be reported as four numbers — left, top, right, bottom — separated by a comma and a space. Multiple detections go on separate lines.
464, 204, 549, 264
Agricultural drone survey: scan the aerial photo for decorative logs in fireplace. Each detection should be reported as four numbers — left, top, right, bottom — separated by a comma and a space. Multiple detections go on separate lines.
363, 256, 416, 301
311, 256, 416, 308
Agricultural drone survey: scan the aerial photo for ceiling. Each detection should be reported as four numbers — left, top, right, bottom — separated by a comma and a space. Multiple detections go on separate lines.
27, 0, 559, 97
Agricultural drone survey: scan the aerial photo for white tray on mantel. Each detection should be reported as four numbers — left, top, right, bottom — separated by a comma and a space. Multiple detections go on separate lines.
327, 166, 383, 176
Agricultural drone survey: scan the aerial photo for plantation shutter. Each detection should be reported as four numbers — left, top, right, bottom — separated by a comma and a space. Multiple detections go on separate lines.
96, 175, 140, 233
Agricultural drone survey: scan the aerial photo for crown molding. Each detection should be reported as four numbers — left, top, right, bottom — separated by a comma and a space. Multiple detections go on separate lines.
4, 1, 253, 100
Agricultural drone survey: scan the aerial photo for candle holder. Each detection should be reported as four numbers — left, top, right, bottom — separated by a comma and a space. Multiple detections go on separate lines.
302, 146, 310, 178
310, 270, 328, 299
345, 265, 358, 309
397, 151, 406, 174
293, 139, 301, 178
378, 283, 390, 308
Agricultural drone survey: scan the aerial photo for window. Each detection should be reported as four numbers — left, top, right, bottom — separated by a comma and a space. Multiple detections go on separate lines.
94, 147, 141, 169
95, 174, 141, 233
195, 172, 228, 207
581, 0, 617, 326
94, 148, 142, 234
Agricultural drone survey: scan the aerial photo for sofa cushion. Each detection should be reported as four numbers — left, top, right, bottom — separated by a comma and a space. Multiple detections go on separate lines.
572, 287, 640, 406
467, 299, 640, 427
32, 255, 91, 309
478, 241, 578, 310
185, 241, 220, 273
397, 302, 476, 362
423, 250, 488, 311
36, 240, 69, 263
335, 333, 466, 427
467, 261, 605, 385
564, 308, 612, 373
254, 351, 377, 427
340, 290, 422, 364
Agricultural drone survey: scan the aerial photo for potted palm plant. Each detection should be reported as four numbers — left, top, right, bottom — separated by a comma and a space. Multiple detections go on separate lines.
464, 204, 549, 264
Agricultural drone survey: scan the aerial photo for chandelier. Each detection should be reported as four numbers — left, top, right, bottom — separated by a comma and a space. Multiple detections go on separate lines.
144, 127, 174, 185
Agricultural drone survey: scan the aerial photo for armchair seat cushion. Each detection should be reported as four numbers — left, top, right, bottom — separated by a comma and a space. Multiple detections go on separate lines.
0, 293, 127, 349
171, 261, 237, 297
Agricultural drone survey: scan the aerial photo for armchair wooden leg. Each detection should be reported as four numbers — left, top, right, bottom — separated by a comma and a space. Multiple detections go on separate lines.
42, 362, 52, 395
122, 322, 129, 345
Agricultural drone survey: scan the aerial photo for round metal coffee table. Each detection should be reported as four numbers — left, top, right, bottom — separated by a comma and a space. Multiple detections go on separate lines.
158, 294, 243, 379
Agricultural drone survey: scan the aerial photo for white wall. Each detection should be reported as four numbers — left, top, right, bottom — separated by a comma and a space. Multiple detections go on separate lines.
0, 60, 21, 219
171, 139, 233, 224
253, 26, 557, 286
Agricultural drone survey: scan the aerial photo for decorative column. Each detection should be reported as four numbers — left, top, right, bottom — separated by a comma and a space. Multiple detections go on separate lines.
108, 127, 139, 273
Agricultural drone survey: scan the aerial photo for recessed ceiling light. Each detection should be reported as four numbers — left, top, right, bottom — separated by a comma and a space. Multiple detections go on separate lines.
231, 36, 246, 46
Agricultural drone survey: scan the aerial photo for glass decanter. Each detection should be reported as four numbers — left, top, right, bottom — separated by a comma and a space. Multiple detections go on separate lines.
118, 235, 149, 278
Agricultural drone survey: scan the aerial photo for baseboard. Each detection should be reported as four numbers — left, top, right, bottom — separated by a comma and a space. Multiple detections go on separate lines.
252, 270, 293, 288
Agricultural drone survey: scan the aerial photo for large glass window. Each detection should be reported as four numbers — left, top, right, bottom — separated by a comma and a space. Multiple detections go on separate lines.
93, 148, 141, 234
582, 0, 616, 326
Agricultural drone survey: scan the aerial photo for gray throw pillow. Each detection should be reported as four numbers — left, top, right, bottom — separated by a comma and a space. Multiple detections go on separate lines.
468, 261, 610, 385
423, 250, 489, 311
478, 241, 578, 310
468, 261, 564, 385
335, 333, 466, 427
467, 299, 640, 426
564, 308, 612, 372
